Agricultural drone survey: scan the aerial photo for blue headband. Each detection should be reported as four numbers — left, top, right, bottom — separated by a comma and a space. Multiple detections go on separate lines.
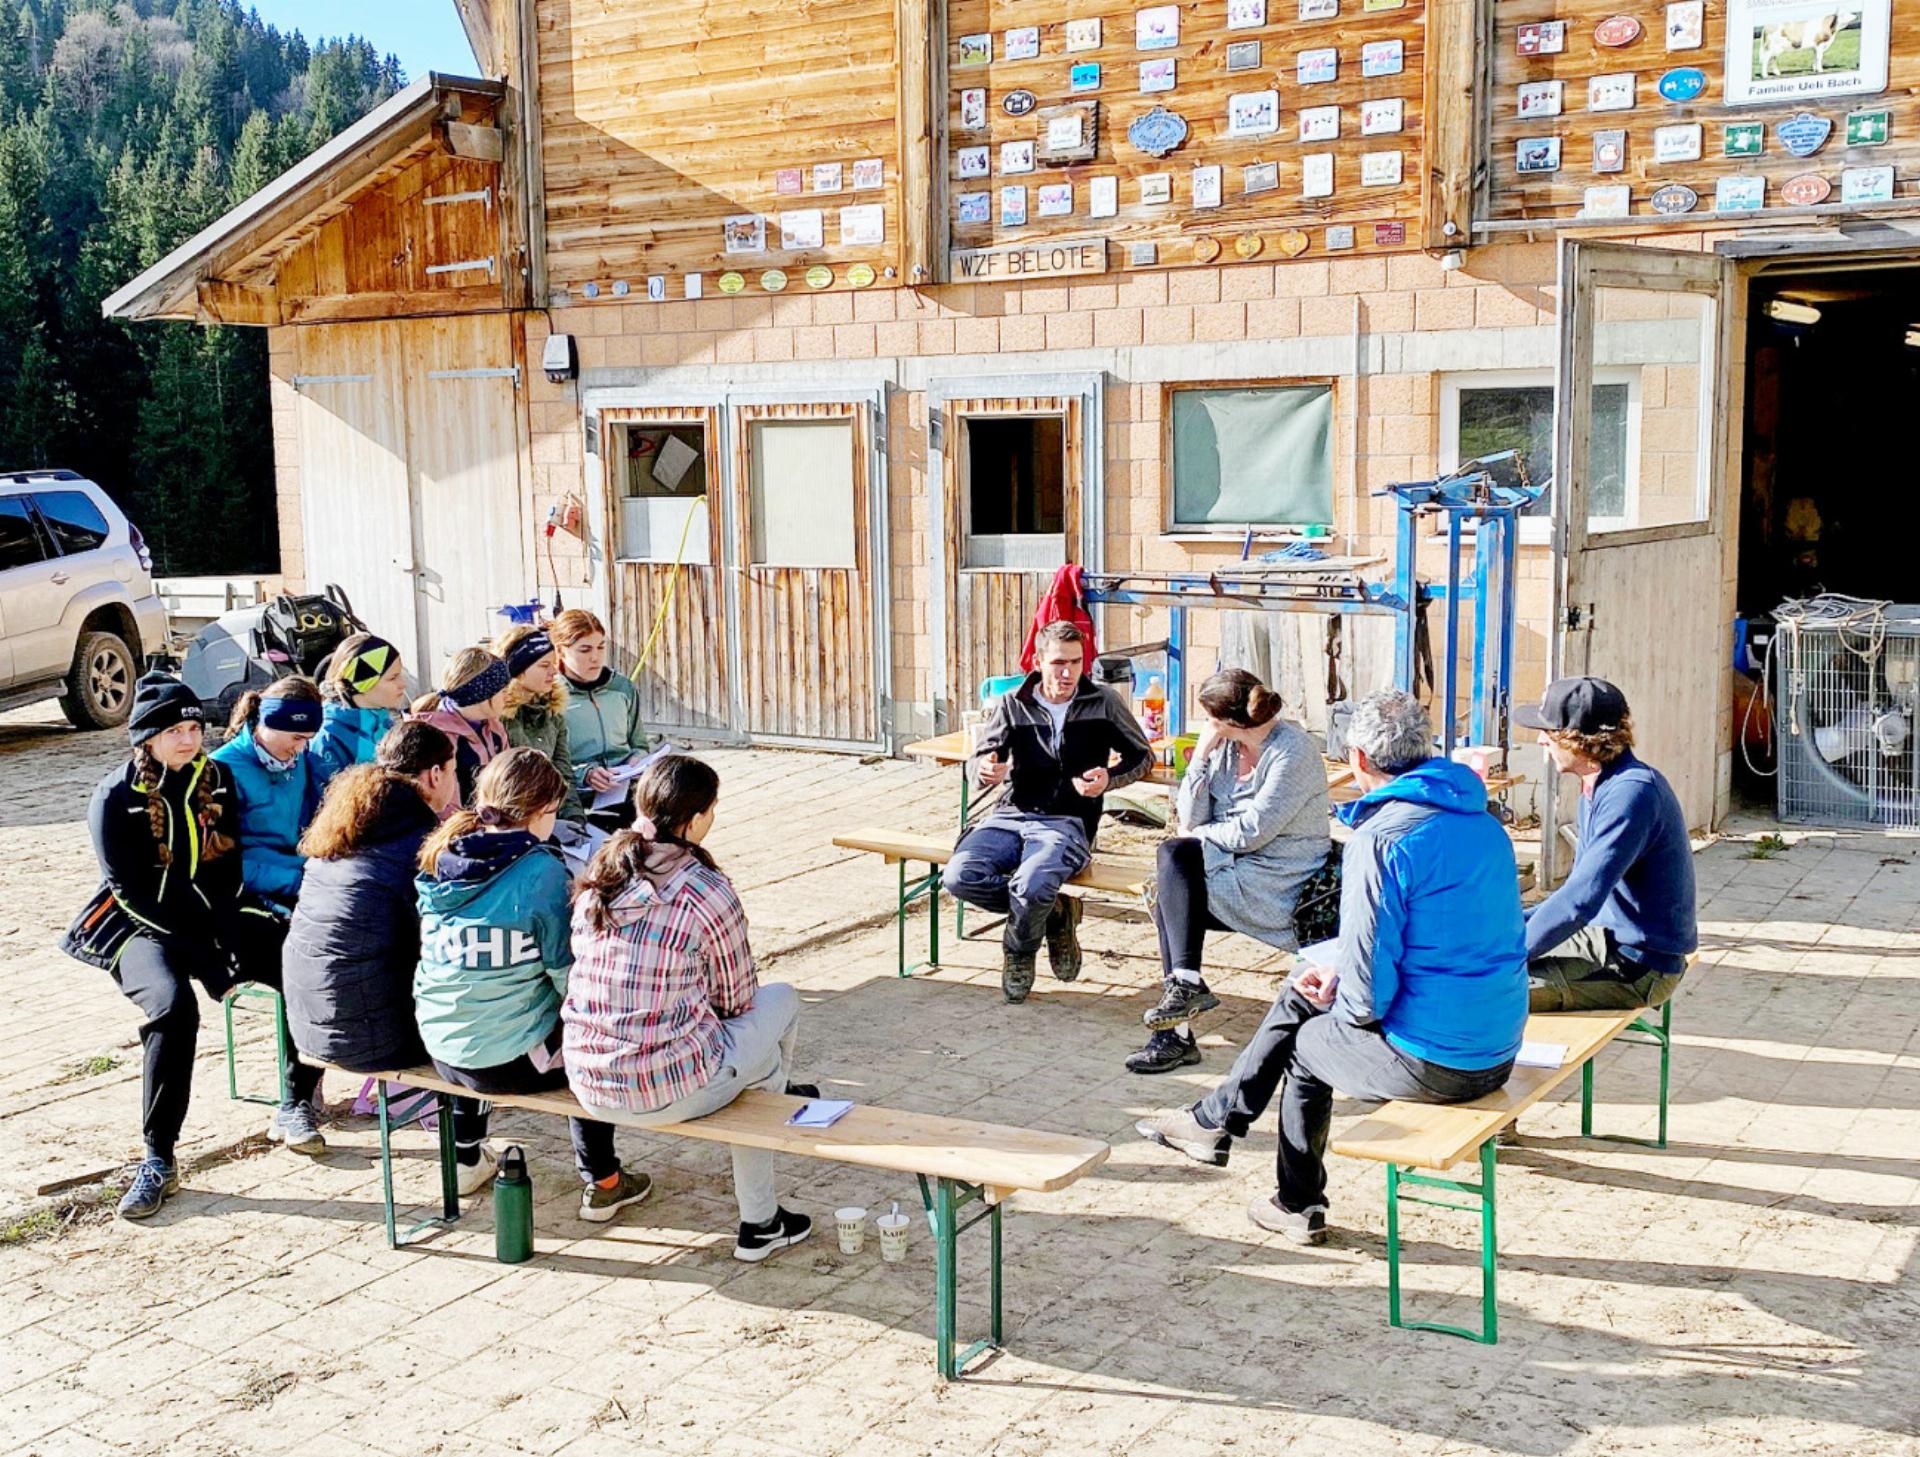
446, 657, 512, 708
505, 630, 555, 679
260, 696, 323, 734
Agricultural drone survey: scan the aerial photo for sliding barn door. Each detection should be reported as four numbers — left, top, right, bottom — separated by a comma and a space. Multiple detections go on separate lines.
731, 401, 883, 746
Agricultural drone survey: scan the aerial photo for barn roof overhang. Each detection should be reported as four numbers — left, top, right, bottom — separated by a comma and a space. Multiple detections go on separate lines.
102, 74, 507, 326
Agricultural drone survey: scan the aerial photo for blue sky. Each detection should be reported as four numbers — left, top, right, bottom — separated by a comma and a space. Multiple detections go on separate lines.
244, 2, 478, 81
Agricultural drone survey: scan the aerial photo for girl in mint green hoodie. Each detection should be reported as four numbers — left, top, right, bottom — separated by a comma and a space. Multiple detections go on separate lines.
550, 609, 649, 830
414, 748, 651, 1221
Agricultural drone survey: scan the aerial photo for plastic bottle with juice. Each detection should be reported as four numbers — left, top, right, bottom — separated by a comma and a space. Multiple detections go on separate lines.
1138, 673, 1167, 741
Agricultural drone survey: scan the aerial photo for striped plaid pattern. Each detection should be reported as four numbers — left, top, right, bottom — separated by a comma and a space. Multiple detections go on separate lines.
561, 863, 758, 1113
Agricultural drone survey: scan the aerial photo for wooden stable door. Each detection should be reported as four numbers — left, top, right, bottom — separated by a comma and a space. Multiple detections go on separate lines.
602, 406, 731, 734
731, 402, 882, 746
944, 397, 1082, 709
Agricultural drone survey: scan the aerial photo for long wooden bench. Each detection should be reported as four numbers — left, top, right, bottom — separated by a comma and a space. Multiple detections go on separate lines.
832, 827, 1152, 977
1331, 995, 1682, 1344
303, 1056, 1108, 1381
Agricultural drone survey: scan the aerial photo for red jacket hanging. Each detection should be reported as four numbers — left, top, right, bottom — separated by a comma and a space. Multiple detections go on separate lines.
1019, 563, 1099, 673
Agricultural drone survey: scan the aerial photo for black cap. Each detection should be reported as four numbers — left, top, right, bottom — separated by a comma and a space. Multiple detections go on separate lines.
128, 673, 205, 746
1514, 676, 1629, 734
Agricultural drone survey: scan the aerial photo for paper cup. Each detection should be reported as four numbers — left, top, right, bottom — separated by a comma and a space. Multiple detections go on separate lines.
835, 1207, 867, 1254
876, 1210, 912, 1262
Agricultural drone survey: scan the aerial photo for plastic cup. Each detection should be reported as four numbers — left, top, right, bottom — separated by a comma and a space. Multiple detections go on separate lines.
835, 1207, 867, 1254
876, 1210, 912, 1262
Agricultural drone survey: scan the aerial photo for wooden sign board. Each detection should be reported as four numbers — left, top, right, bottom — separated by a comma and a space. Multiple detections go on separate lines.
951, 238, 1110, 280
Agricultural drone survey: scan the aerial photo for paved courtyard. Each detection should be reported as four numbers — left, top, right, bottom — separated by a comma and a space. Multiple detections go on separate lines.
1, 703, 1915, 1457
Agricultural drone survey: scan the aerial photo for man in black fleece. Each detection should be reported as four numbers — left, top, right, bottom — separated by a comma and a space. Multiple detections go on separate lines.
943, 622, 1154, 1002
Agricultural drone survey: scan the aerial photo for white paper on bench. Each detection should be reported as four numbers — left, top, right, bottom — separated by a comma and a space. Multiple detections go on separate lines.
1516, 1041, 1568, 1069
788, 1099, 855, 1128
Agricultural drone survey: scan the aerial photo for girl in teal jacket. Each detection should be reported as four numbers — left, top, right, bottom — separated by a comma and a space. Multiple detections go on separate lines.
312, 633, 410, 784
210, 677, 327, 913
550, 609, 649, 827
413, 748, 650, 1220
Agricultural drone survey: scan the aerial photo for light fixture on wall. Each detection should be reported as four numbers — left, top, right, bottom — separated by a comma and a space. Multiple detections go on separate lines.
1765, 299, 1822, 325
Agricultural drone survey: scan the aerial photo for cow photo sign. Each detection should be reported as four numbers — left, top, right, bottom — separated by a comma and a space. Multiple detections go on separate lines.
1724, 0, 1891, 105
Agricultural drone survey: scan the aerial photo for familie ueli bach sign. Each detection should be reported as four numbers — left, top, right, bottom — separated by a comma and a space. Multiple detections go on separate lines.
951, 238, 1108, 280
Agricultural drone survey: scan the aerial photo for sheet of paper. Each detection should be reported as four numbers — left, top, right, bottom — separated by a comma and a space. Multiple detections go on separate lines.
555, 822, 609, 875
1297, 938, 1341, 967
787, 1099, 855, 1128
589, 743, 679, 811
1516, 1041, 1568, 1069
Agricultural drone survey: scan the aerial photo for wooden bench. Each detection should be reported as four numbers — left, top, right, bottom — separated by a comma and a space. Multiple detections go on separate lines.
303, 1056, 1109, 1381
832, 827, 1152, 978
1330, 994, 1682, 1345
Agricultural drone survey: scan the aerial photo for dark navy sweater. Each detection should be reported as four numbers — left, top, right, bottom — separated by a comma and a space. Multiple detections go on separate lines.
1525, 751, 1698, 974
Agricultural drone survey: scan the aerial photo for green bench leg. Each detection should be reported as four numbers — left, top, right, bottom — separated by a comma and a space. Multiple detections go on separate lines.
919, 1173, 1005, 1381
896, 860, 945, 978
375, 1079, 463, 1249
223, 982, 291, 1107
1386, 1140, 1498, 1344
1581, 1001, 1674, 1149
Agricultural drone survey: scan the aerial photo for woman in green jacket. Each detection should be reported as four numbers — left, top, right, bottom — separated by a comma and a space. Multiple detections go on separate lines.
493, 625, 584, 824
549, 609, 649, 830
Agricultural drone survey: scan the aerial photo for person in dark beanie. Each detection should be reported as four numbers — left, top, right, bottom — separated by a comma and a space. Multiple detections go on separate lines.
60, 674, 317, 1220
1517, 677, 1698, 1011
414, 648, 513, 804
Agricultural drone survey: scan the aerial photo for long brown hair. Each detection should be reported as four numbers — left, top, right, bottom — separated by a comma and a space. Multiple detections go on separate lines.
547, 608, 606, 650
418, 747, 566, 875
229, 675, 322, 735
492, 623, 567, 717
1198, 669, 1283, 729
574, 755, 722, 933
299, 722, 455, 860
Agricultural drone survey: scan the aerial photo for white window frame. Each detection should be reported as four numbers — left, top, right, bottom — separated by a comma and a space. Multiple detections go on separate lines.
1163, 380, 1338, 537
609, 420, 715, 567
958, 411, 1070, 571
1437, 367, 1641, 545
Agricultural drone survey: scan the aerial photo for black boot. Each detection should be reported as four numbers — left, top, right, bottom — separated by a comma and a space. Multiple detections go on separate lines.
1044, 897, 1084, 982
1125, 1028, 1202, 1074
1142, 977, 1220, 1030
1003, 947, 1038, 1003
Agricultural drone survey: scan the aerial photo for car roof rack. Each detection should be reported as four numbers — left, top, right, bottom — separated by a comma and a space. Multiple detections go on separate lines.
0, 468, 84, 485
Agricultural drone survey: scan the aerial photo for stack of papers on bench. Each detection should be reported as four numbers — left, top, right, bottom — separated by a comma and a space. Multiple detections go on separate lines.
1515, 1042, 1568, 1069
788, 1099, 855, 1128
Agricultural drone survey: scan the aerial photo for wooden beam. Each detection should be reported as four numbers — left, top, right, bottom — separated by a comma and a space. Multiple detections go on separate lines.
454, 0, 505, 75
895, 0, 942, 286
516, 0, 549, 304
195, 281, 283, 326
442, 122, 506, 162
1422, 0, 1480, 250
281, 286, 508, 325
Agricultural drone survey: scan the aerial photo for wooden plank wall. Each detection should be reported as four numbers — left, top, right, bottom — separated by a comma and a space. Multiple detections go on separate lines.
732, 402, 880, 744
600, 406, 735, 733
535, 0, 909, 298
1486, 0, 1920, 225
946, 0, 1431, 266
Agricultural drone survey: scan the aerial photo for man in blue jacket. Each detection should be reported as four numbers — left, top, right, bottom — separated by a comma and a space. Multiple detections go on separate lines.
1137, 691, 1528, 1244
1517, 677, 1697, 1011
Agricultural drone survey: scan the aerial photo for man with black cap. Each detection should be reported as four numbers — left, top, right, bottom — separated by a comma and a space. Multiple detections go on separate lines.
1517, 676, 1698, 1012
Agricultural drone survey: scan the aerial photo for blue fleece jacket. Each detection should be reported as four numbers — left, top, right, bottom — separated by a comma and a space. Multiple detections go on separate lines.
210, 725, 325, 909
1525, 751, 1697, 974
311, 702, 394, 785
1331, 758, 1528, 1071
414, 830, 575, 1070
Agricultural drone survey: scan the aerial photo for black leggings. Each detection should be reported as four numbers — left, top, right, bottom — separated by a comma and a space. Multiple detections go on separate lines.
1152, 838, 1344, 981
430, 1044, 619, 1184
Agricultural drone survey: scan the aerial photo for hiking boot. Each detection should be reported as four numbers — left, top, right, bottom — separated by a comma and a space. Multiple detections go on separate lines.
1002, 948, 1038, 1003
1044, 898, 1084, 982
734, 1207, 813, 1263
1248, 1194, 1328, 1246
269, 1099, 326, 1155
456, 1146, 500, 1197
1142, 978, 1220, 1031
1135, 1107, 1231, 1167
1125, 1029, 1203, 1074
118, 1157, 179, 1221
580, 1168, 653, 1224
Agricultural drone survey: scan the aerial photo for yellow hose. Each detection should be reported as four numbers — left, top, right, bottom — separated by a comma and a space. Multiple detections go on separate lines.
631, 494, 704, 678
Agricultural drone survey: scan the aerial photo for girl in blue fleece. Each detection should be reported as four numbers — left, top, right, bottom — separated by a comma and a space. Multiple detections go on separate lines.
312, 633, 410, 784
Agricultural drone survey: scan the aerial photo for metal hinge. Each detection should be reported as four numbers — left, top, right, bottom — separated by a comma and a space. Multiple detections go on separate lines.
428, 366, 521, 388
1562, 604, 1590, 630
291, 373, 373, 390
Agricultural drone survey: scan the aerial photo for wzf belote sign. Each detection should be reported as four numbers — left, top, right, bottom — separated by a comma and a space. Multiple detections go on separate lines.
951, 238, 1109, 280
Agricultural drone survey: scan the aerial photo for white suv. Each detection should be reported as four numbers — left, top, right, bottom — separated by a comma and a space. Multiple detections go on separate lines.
0, 472, 170, 730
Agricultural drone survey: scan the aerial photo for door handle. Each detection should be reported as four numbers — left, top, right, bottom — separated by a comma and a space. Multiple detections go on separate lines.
49, 572, 69, 585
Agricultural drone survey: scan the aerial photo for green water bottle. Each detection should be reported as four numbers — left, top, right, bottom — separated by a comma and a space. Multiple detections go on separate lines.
494, 1145, 533, 1264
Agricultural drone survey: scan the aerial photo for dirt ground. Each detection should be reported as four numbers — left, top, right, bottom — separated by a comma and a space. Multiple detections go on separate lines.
0, 702, 1914, 1457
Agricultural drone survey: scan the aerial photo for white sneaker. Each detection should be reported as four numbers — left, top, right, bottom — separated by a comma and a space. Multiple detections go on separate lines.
457, 1146, 499, 1197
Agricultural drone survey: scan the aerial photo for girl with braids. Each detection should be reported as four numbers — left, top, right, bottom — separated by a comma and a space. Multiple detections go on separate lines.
415, 648, 513, 805
564, 755, 814, 1262
414, 749, 650, 1217
311, 633, 410, 783
61, 674, 319, 1220
492, 624, 584, 825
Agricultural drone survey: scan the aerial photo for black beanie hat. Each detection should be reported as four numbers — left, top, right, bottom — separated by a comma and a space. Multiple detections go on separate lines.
128, 673, 205, 747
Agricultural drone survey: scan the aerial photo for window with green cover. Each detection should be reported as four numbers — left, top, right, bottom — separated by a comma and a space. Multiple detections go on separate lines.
1168, 385, 1334, 530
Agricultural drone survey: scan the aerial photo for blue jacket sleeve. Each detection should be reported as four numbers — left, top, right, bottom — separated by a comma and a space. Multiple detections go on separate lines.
242, 844, 307, 905
530, 857, 576, 997
1524, 781, 1656, 958
1331, 835, 1409, 1027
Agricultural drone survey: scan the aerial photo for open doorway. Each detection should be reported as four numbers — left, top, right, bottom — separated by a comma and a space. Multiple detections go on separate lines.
1735, 263, 1920, 824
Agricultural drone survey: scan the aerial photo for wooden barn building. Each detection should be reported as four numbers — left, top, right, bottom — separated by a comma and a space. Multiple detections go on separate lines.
104, 0, 1920, 844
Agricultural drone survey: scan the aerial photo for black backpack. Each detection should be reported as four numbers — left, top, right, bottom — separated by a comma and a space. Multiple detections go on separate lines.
259, 587, 361, 677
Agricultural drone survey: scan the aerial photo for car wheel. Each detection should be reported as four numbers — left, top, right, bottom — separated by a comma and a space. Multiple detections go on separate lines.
59, 630, 136, 730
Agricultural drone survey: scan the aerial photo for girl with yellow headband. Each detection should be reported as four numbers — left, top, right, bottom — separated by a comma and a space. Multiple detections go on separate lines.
313, 633, 409, 783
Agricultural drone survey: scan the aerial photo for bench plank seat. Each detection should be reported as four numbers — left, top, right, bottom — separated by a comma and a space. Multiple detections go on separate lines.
1331, 1009, 1642, 1171
832, 828, 1150, 895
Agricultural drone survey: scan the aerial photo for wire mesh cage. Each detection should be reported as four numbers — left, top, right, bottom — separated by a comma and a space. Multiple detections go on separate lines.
1774, 602, 1920, 829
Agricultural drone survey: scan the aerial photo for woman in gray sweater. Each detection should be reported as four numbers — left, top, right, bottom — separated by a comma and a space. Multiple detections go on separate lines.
1128, 669, 1339, 1074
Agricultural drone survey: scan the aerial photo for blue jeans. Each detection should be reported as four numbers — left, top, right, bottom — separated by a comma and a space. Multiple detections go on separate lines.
943, 812, 1091, 954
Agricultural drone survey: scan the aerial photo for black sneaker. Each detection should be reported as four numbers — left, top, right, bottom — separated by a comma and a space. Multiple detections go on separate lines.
785, 1082, 821, 1100
1045, 898, 1084, 982
1142, 978, 1220, 1031
1126, 1029, 1202, 1074
1002, 948, 1038, 1003
580, 1168, 653, 1223
734, 1207, 813, 1263
118, 1157, 179, 1221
